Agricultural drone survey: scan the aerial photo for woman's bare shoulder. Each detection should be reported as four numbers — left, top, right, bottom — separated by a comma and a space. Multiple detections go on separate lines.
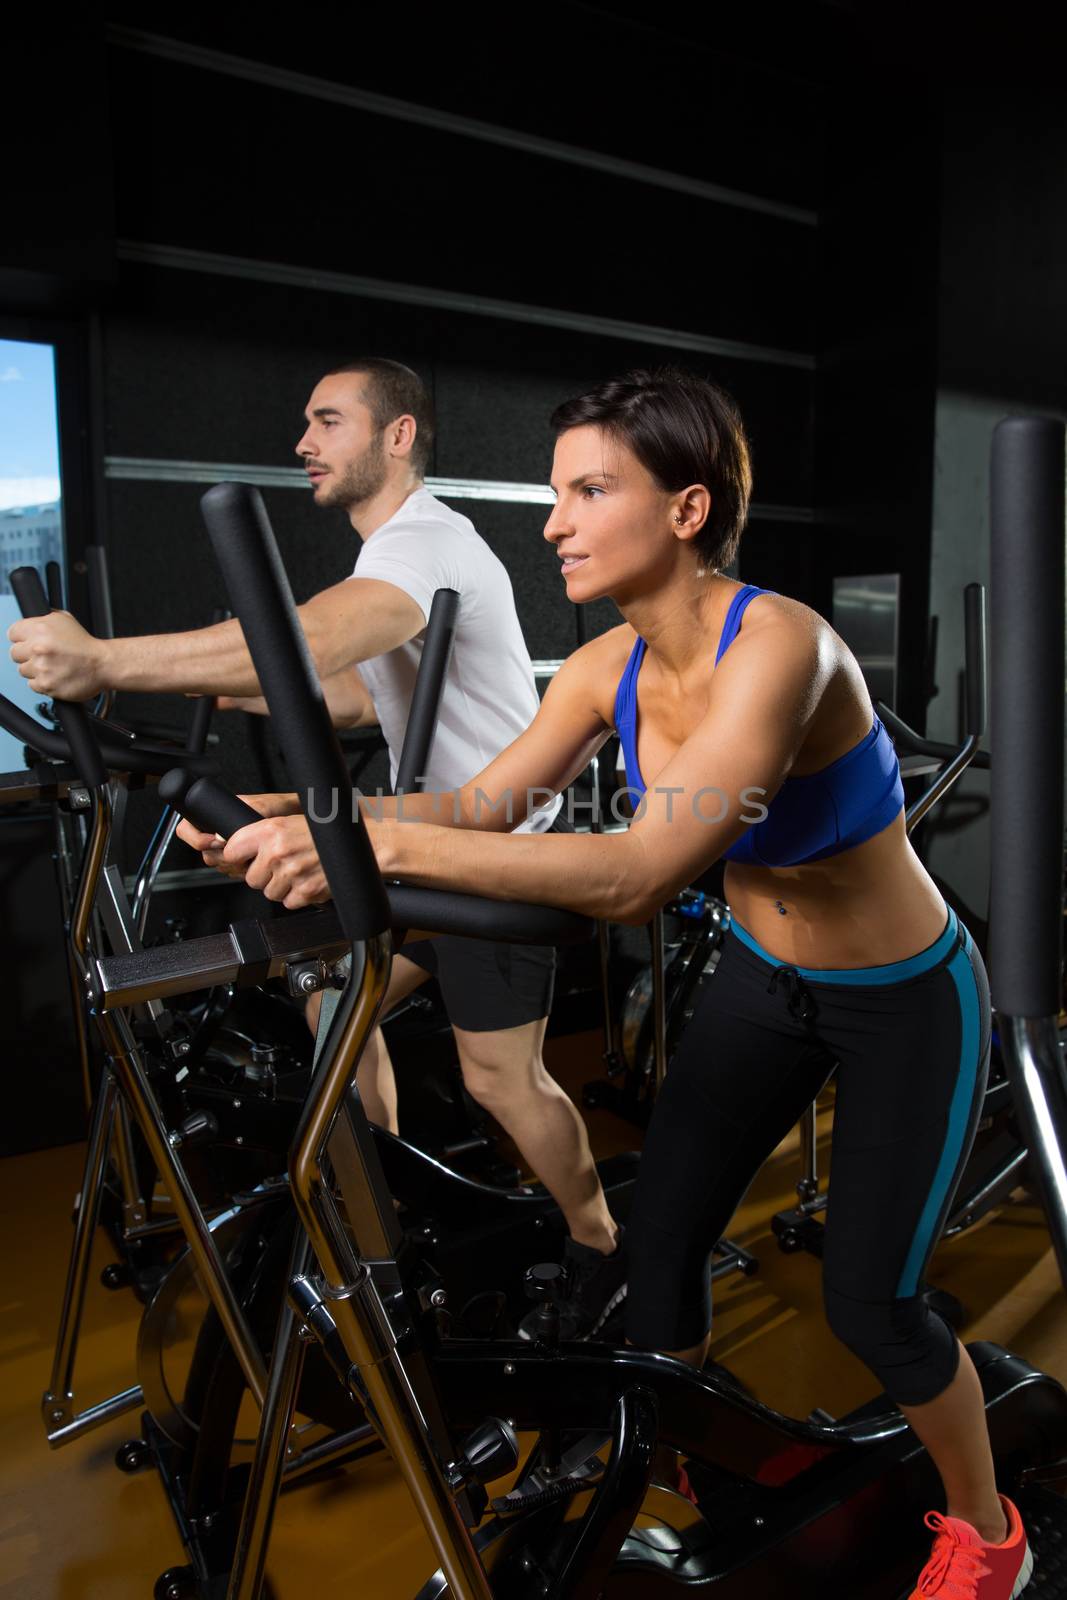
740, 590, 840, 661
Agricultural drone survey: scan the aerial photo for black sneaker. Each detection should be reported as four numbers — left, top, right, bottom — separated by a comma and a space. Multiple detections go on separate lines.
519, 1228, 628, 1342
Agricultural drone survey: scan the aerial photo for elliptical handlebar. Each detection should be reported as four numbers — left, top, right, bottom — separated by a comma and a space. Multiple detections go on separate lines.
9, 567, 108, 791
875, 702, 991, 771
199, 482, 390, 943
393, 587, 458, 798
0, 690, 215, 780
877, 584, 990, 835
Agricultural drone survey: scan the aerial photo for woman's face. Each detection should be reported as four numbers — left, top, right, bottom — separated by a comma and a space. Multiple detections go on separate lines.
544, 425, 681, 605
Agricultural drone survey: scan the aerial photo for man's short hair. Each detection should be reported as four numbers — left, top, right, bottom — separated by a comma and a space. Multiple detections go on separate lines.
325, 357, 435, 475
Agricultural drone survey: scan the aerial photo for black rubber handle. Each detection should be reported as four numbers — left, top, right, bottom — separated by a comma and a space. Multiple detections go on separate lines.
963, 583, 987, 740
186, 695, 216, 756
388, 883, 595, 947
9, 567, 108, 790
85, 545, 115, 640
393, 588, 458, 796
989, 416, 1065, 1016
45, 561, 63, 610
158, 769, 262, 839
184, 609, 228, 755
199, 483, 390, 942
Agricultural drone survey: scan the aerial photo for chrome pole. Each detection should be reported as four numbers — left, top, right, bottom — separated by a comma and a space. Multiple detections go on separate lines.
999, 1016, 1067, 1288
227, 1232, 313, 1600
94, 1008, 268, 1407
289, 938, 494, 1600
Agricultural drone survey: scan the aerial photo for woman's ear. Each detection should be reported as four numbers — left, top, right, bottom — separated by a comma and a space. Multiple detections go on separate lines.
671, 484, 712, 541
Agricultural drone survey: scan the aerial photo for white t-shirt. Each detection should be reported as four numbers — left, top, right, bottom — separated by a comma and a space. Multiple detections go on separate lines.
353, 488, 559, 834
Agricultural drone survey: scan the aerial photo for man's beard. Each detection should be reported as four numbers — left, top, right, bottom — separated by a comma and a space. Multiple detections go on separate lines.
318, 430, 388, 511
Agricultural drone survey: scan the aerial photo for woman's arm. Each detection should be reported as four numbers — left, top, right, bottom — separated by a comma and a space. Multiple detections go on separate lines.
213, 614, 827, 921
378, 616, 826, 922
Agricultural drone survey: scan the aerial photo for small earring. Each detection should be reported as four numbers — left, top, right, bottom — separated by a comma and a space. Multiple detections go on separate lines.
674, 515, 684, 525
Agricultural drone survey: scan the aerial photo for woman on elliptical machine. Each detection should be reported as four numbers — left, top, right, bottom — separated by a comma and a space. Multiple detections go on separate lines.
185, 366, 1029, 1600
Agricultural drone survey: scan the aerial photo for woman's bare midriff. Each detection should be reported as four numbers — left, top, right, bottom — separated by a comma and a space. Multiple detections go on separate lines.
724, 813, 950, 970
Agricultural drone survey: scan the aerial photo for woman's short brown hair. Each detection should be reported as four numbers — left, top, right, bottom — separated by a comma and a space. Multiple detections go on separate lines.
550, 366, 752, 571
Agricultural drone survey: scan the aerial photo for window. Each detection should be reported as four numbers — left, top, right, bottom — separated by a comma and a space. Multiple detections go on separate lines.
0, 338, 65, 771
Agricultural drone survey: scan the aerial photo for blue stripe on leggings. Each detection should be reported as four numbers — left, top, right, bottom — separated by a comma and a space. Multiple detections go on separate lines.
896, 944, 982, 1297
730, 907, 959, 985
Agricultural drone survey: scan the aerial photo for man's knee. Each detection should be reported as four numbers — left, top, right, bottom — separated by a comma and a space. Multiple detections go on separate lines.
823, 1281, 960, 1406
457, 1031, 541, 1108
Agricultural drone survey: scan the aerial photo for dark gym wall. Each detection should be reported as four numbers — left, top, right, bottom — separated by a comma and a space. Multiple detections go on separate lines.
91, 10, 823, 809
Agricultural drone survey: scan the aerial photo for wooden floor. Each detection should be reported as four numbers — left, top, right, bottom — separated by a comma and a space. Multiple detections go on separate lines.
1, 1034, 1065, 1599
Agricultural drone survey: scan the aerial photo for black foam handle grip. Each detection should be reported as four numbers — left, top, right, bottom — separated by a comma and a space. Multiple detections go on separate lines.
989, 416, 1066, 1016
85, 545, 115, 640
186, 696, 216, 756
184, 610, 229, 756
394, 588, 458, 796
45, 561, 63, 610
199, 483, 390, 941
963, 584, 987, 740
9, 567, 108, 790
158, 768, 262, 839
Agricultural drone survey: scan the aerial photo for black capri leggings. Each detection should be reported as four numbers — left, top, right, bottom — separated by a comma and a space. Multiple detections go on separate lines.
624, 905, 991, 1407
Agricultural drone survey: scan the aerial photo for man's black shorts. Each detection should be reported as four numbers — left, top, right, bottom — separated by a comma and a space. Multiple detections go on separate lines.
399, 936, 555, 1031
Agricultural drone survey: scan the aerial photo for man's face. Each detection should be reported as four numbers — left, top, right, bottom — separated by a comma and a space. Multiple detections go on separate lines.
296, 374, 388, 511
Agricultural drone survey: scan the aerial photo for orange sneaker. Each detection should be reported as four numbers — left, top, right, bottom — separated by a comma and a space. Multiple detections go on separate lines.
910, 1496, 1032, 1598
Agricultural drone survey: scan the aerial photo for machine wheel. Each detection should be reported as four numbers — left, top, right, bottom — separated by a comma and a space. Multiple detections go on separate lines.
153, 1567, 198, 1600
114, 1438, 149, 1474
100, 1261, 131, 1290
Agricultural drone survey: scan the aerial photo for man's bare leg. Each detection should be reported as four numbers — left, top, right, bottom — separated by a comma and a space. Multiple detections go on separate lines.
452, 1018, 617, 1253
305, 954, 431, 1135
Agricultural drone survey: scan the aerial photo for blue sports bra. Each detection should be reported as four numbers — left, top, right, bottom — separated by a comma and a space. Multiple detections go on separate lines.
613, 584, 904, 867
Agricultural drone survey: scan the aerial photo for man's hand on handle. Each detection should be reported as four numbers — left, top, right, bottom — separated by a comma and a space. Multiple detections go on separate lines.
8, 611, 108, 700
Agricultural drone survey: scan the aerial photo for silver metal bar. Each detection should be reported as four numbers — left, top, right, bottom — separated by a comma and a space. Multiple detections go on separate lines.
97, 862, 165, 1023
103, 456, 814, 523
279, 1421, 380, 1483
118, 241, 816, 372
651, 912, 667, 1090
64, 941, 94, 1116
132, 807, 181, 937
943, 1148, 1030, 1237
999, 1015, 1067, 1290
227, 1232, 313, 1600
45, 1386, 145, 1449
797, 1102, 819, 1204
105, 26, 817, 226
95, 1008, 269, 1408
289, 939, 493, 1600
111, 1098, 149, 1231
42, 1072, 121, 1442
905, 733, 980, 834
70, 788, 111, 974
